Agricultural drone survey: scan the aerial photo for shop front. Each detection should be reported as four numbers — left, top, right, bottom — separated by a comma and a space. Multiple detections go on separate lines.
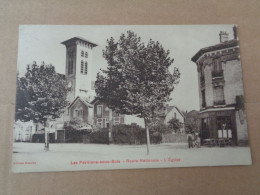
199, 108, 238, 145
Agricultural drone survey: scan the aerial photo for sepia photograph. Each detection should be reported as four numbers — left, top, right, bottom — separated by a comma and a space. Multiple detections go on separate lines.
12, 25, 252, 173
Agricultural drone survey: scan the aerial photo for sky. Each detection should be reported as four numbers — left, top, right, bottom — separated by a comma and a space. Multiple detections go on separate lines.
17, 25, 235, 112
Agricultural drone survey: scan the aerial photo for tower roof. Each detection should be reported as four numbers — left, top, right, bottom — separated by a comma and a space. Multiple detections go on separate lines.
61, 37, 98, 47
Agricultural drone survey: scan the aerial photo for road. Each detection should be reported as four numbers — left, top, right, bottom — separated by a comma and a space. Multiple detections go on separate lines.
12, 142, 252, 173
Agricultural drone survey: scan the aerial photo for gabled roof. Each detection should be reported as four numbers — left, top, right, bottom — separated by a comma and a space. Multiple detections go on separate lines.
90, 97, 100, 105
168, 106, 185, 118
61, 37, 98, 47
159, 105, 185, 119
191, 39, 238, 63
68, 96, 93, 109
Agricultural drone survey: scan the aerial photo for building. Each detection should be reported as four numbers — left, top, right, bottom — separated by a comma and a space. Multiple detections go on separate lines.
191, 26, 249, 145
90, 97, 186, 131
13, 120, 35, 142
159, 105, 185, 133
91, 98, 145, 128
91, 98, 124, 128
59, 37, 98, 126
67, 96, 94, 127
33, 37, 99, 142
61, 37, 97, 104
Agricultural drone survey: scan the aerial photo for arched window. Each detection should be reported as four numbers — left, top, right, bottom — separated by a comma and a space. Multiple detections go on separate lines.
81, 51, 84, 57
81, 60, 84, 73
68, 52, 73, 75
84, 61, 88, 74
85, 52, 88, 58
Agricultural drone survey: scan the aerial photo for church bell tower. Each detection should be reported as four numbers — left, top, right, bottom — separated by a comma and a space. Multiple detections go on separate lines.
61, 37, 98, 103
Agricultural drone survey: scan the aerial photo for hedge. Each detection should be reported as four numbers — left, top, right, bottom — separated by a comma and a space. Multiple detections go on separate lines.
112, 124, 162, 144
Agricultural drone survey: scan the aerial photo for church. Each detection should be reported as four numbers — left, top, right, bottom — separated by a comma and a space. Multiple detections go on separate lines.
60, 37, 145, 130
60, 37, 97, 129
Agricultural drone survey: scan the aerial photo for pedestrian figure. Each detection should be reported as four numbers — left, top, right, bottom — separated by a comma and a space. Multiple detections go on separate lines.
187, 132, 193, 148
194, 132, 201, 148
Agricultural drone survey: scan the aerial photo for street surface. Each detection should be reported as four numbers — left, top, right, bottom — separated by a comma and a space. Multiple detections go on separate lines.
12, 142, 252, 173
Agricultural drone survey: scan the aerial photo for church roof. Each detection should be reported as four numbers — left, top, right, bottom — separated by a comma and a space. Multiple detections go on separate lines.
61, 37, 98, 47
68, 96, 94, 109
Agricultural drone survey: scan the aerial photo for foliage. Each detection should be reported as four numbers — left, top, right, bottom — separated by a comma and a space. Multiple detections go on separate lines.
95, 31, 180, 153
184, 111, 199, 134
89, 129, 109, 144
31, 133, 55, 143
95, 31, 180, 118
112, 124, 161, 144
65, 130, 92, 143
63, 119, 89, 131
112, 124, 145, 144
168, 118, 183, 133
15, 73, 29, 121
149, 121, 170, 135
63, 121, 77, 131
15, 62, 69, 125
185, 118, 199, 134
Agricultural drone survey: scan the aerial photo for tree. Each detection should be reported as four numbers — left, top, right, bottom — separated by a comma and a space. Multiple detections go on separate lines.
168, 118, 183, 133
184, 110, 199, 134
95, 31, 180, 154
185, 119, 199, 134
15, 72, 30, 121
15, 62, 69, 151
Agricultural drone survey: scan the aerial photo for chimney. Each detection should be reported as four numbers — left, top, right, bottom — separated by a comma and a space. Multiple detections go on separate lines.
219, 31, 229, 43
233, 25, 238, 40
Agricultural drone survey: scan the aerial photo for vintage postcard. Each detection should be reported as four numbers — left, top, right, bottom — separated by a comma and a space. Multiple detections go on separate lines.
12, 25, 252, 173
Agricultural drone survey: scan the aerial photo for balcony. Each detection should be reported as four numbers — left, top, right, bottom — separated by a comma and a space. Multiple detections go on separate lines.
212, 70, 224, 78
214, 100, 226, 105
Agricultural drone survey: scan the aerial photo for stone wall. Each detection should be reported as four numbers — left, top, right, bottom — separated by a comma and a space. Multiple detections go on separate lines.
162, 133, 187, 143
